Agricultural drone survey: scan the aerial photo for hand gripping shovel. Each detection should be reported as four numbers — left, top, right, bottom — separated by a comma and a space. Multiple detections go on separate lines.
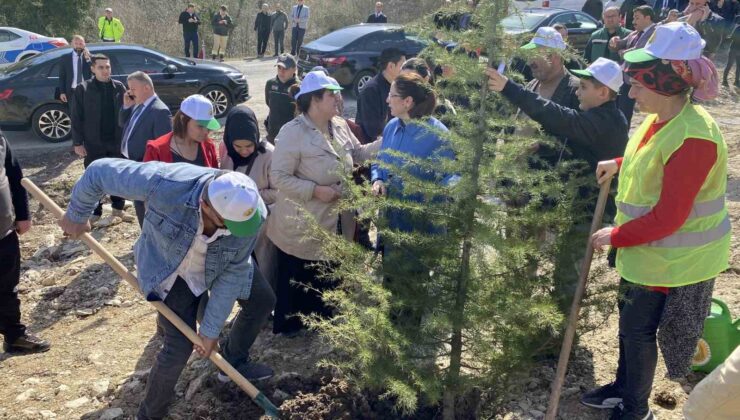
545, 177, 613, 420
21, 178, 281, 419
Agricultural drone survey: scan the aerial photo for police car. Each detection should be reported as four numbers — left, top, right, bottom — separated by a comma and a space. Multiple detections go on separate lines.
0, 27, 67, 67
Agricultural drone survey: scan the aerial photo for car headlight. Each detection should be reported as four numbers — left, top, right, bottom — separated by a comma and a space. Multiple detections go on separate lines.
227, 72, 246, 84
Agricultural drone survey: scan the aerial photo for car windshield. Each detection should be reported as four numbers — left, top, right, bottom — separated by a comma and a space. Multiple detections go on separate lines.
313, 26, 382, 49
501, 13, 548, 31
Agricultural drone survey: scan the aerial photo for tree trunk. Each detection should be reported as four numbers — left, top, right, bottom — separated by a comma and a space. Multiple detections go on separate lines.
442, 3, 502, 418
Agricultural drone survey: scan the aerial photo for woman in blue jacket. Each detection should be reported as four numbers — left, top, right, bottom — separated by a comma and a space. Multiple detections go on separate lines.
371, 72, 454, 233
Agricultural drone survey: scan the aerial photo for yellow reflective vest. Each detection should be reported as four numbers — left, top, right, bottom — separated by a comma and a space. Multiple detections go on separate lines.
615, 102, 730, 287
98, 17, 124, 42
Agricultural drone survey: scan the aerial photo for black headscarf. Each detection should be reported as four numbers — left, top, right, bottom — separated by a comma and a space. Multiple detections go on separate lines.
223, 105, 266, 171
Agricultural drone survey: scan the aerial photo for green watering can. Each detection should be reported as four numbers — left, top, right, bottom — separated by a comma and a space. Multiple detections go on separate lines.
691, 298, 740, 373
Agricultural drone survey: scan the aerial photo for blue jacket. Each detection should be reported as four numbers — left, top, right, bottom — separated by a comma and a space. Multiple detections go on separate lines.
65, 158, 265, 338
371, 117, 454, 232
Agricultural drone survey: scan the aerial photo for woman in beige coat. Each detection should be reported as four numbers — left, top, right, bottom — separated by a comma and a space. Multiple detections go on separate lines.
268, 71, 380, 335
220, 105, 279, 290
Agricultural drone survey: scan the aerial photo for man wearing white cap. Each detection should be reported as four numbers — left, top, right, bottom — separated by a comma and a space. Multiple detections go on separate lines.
515, 27, 580, 162
59, 159, 275, 419
487, 56, 629, 318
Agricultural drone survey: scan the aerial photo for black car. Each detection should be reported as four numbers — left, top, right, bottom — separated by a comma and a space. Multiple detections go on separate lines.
0, 43, 249, 142
502, 8, 602, 51
297, 24, 427, 94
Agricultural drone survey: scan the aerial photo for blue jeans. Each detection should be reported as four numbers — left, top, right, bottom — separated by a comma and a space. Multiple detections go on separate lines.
290, 26, 305, 55
614, 279, 666, 416
137, 270, 275, 419
183, 32, 199, 57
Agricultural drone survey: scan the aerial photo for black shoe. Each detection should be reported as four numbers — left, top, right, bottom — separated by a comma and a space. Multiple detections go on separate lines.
3, 334, 50, 354
581, 382, 623, 409
217, 360, 274, 383
609, 403, 654, 420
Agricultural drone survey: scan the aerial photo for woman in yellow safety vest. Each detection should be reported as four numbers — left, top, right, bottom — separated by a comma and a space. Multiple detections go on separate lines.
582, 22, 729, 420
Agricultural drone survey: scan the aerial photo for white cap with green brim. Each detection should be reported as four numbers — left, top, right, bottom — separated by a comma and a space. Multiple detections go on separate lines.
180, 94, 221, 130
624, 22, 706, 63
569, 57, 624, 92
520, 27, 566, 50
295, 71, 343, 99
207, 172, 264, 237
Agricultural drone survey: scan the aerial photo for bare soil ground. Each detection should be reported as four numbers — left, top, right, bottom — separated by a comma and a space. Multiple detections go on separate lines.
0, 65, 737, 420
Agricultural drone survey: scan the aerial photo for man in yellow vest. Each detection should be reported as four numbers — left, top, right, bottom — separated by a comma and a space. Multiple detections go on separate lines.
98, 8, 124, 43
583, 22, 729, 420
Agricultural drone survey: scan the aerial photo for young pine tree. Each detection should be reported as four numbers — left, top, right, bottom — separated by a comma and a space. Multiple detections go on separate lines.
304, 1, 592, 418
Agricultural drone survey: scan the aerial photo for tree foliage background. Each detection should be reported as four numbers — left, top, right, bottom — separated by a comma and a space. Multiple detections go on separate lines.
300, 1, 600, 418
0, 0, 94, 39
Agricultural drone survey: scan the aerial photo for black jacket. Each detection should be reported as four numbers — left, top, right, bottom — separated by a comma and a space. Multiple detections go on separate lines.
265, 75, 298, 141
0, 130, 29, 234
58, 51, 92, 100
254, 12, 272, 33
212, 13, 233, 36
118, 96, 173, 161
179, 11, 201, 33
367, 12, 388, 23
72, 78, 126, 154
581, 0, 603, 21
355, 72, 391, 141
501, 80, 628, 171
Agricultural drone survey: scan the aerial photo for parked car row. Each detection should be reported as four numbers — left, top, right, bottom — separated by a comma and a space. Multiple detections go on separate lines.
0, 44, 249, 143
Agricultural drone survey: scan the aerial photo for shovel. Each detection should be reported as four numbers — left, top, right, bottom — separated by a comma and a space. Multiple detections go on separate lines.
545, 177, 613, 420
21, 178, 281, 419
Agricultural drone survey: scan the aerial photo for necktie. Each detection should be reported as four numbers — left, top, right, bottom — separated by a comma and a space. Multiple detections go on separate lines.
76, 54, 83, 85
296, 5, 302, 27
121, 105, 144, 157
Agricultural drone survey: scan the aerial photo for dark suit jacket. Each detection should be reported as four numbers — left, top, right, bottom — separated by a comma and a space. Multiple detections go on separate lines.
71, 78, 126, 154
58, 51, 92, 100
366, 13, 387, 23
118, 96, 173, 162
355, 72, 391, 141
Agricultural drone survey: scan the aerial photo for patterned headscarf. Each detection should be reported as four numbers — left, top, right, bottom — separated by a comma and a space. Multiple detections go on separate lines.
623, 56, 719, 101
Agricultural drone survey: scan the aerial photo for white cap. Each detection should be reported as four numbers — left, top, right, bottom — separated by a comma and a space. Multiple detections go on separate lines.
295, 71, 343, 99
624, 22, 706, 63
521, 27, 566, 50
207, 172, 264, 237
105, 7, 113, 12
570, 57, 624, 92
180, 94, 221, 130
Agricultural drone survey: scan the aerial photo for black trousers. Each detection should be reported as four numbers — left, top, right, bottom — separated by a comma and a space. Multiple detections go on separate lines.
723, 47, 739, 84
617, 83, 636, 127
84, 149, 125, 216
257, 30, 270, 55
273, 247, 336, 334
0, 231, 25, 343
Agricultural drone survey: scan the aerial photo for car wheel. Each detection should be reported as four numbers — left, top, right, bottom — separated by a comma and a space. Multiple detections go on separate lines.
201, 85, 231, 118
32, 104, 72, 143
353, 70, 376, 96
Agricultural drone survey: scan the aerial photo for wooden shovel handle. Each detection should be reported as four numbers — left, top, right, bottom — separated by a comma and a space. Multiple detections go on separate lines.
545, 177, 613, 420
21, 178, 279, 416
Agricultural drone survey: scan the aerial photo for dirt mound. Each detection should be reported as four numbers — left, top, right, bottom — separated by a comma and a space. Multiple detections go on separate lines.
280, 376, 373, 420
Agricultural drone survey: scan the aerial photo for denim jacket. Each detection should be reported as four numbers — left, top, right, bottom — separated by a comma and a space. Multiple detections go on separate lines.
65, 158, 265, 338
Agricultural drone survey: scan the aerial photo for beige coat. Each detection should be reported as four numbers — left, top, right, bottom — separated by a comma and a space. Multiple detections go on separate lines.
219, 142, 277, 205
267, 114, 380, 261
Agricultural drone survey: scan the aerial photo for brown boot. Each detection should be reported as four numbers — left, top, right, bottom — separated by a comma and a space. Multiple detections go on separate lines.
4, 334, 50, 354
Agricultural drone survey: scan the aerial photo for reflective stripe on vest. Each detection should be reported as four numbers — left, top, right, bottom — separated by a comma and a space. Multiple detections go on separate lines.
648, 214, 731, 248
616, 196, 725, 220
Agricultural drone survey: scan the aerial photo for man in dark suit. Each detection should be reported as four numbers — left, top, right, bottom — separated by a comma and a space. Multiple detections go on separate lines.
58, 35, 91, 104
355, 47, 405, 141
367, 2, 388, 23
119, 71, 173, 226
71, 54, 130, 224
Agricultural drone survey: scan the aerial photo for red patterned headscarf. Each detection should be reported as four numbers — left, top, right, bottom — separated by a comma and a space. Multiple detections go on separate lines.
623, 56, 719, 101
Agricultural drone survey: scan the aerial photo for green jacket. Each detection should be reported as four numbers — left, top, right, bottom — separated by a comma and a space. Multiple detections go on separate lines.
98, 17, 124, 42
584, 26, 631, 64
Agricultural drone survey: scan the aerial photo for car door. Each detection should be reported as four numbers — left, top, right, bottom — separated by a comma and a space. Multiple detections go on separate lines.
550, 12, 597, 51
107, 50, 194, 106
0, 30, 28, 65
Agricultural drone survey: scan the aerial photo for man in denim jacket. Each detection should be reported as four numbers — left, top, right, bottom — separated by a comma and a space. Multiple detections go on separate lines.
59, 158, 275, 420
